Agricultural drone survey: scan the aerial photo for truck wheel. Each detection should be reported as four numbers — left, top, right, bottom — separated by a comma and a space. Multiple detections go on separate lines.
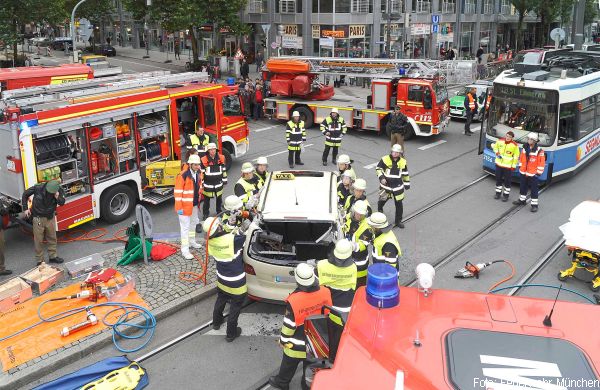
222, 148, 233, 171
404, 124, 416, 140
294, 106, 314, 128
100, 184, 136, 224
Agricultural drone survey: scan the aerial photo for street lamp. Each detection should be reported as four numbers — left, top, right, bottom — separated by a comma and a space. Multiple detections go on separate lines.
70, 0, 88, 62
143, 0, 152, 58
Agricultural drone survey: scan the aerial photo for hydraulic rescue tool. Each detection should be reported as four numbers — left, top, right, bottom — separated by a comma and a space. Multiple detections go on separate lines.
61, 307, 98, 337
454, 261, 493, 279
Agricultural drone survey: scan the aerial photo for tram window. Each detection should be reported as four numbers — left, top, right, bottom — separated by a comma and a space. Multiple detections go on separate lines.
579, 97, 595, 139
558, 103, 578, 145
408, 85, 424, 102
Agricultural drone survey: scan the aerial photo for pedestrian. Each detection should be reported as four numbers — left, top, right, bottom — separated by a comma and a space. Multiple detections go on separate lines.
268, 263, 332, 390
376, 144, 410, 228
255, 52, 263, 73
491, 131, 519, 201
21, 180, 65, 265
174, 38, 181, 60
221, 195, 244, 234
513, 133, 545, 212
241, 59, 249, 80
188, 124, 210, 157
336, 154, 356, 181
0, 202, 12, 276
316, 239, 357, 362
464, 87, 478, 136
174, 154, 203, 259
321, 108, 347, 166
343, 178, 372, 216
476, 45, 484, 63
337, 171, 354, 207
366, 212, 402, 271
254, 156, 270, 188
254, 85, 264, 120
235, 162, 261, 211
285, 111, 306, 168
247, 84, 256, 120
343, 200, 372, 287
386, 105, 409, 150
447, 45, 456, 60
200, 143, 228, 219
204, 217, 246, 342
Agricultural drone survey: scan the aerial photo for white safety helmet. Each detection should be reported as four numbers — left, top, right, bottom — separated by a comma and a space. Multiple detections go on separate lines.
342, 170, 354, 180
527, 133, 539, 141
332, 239, 354, 267
331, 108, 339, 114
207, 142, 217, 150
202, 217, 220, 237
187, 154, 201, 165
337, 154, 351, 165
292, 111, 300, 117
224, 195, 243, 211
256, 156, 268, 166
353, 178, 367, 191
294, 263, 316, 287
391, 144, 403, 154
367, 212, 389, 229
352, 199, 368, 216
241, 162, 255, 174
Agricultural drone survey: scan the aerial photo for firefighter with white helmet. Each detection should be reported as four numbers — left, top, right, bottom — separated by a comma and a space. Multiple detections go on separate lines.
336, 154, 356, 181
321, 107, 348, 166
204, 216, 247, 342
343, 200, 373, 287
337, 170, 354, 207
344, 178, 372, 216
316, 239, 357, 362
376, 144, 410, 228
235, 162, 260, 211
367, 212, 402, 271
174, 154, 203, 259
513, 132, 545, 212
255, 156, 270, 188
269, 263, 332, 390
286, 111, 306, 168
200, 143, 228, 219
221, 195, 246, 233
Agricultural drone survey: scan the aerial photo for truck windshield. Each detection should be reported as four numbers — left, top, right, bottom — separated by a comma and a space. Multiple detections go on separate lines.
434, 83, 448, 104
222, 95, 242, 116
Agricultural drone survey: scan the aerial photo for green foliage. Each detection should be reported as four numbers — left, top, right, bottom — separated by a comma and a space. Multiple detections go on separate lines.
532, 0, 575, 46
584, 0, 598, 25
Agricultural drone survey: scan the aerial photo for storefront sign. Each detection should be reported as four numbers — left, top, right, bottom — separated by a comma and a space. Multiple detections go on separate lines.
282, 35, 303, 49
283, 25, 298, 36
199, 25, 213, 32
383, 24, 400, 36
411, 24, 431, 35
349, 25, 366, 39
320, 37, 334, 47
312, 25, 320, 39
322, 30, 345, 38
219, 27, 231, 33
441, 24, 453, 34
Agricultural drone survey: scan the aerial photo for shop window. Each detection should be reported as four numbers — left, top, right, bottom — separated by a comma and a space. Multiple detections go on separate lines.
408, 85, 425, 102
579, 97, 596, 139
558, 103, 578, 145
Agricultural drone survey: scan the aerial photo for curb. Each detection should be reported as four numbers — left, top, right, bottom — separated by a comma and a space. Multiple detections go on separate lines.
0, 253, 217, 390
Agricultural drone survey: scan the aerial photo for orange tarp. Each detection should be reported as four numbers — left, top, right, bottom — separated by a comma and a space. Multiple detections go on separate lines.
0, 274, 147, 371
266, 59, 310, 74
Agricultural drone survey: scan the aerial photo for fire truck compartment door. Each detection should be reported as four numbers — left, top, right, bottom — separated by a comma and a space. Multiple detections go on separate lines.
363, 112, 379, 130
276, 102, 290, 120
56, 194, 94, 230
372, 81, 391, 110
0, 125, 23, 200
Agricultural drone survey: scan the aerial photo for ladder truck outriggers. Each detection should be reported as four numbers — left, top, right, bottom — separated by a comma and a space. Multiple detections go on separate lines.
262, 56, 450, 139
0, 72, 249, 230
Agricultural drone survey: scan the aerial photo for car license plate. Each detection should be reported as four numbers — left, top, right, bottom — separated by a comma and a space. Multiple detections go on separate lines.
451, 110, 462, 115
274, 275, 295, 283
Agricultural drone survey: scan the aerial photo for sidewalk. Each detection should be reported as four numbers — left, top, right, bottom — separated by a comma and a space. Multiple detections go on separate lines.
0, 242, 216, 390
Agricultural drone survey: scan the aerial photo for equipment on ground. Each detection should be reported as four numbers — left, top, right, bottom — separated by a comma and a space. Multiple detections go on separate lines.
61, 308, 98, 337
454, 261, 491, 279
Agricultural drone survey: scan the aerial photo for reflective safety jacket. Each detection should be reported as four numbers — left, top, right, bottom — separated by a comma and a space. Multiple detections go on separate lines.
208, 232, 247, 295
221, 211, 241, 234
337, 183, 351, 207
174, 168, 202, 216
234, 176, 260, 209
464, 92, 478, 113
255, 171, 270, 188
376, 155, 410, 200
519, 144, 545, 177
343, 194, 372, 216
320, 115, 347, 147
200, 153, 227, 197
286, 120, 306, 151
189, 133, 210, 153
372, 230, 402, 271
317, 259, 357, 323
491, 138, 520, 169
343, 215, 372, 279
280, 286, 332, 359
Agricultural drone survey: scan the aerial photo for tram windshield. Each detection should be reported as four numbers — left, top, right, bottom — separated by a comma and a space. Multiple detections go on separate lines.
487, 85, 558, 147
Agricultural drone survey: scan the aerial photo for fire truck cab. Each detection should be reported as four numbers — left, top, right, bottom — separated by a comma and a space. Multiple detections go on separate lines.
0, 72, 249, 229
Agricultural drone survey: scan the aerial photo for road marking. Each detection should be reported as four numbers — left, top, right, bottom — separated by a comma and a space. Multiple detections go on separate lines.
205, 313, 281, 337
109, 57, 179, 70
254, 125, 279, 133
418, 140, 447, 150
252, 144, 314, 161
471, 126, 481, 132
364, 162, 378, 169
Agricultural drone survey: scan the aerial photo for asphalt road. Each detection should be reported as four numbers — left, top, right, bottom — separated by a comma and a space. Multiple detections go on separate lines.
4, 59, 600, 388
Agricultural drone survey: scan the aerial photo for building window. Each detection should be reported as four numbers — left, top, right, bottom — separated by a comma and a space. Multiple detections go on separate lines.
248, 0, 266, 13
320, 0, 334, 12
501, 0, 511, 14
483, 0, 493, 14
279, 0, 296, 13
460, 22, 474, 56
382, 0, 402, 13
351, 0, 370, 13
442, 0, 455, 13
464, 0, 476, 14
337, 0, 351, 12
415, 0, 431, 12
479, 22, 491, 52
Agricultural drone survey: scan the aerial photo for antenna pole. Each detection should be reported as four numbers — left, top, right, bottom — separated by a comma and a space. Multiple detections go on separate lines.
543, 284, 563, 327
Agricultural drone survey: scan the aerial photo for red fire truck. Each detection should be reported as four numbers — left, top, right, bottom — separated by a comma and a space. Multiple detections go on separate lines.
308, 264, 600, 389
0, 64, 93, 92
263, 57, 450, 139
0, 72, 249, 230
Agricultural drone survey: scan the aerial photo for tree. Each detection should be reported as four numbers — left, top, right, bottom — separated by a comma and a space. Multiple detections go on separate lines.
509, 0, 534, 51
64, 0, 115, 45
532, 0, 575, 47
584, 0, 598, 25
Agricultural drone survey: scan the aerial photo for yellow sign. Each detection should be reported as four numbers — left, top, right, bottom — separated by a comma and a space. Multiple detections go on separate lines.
283, 25, 298, 36
50, 74, 89, 84
274, 172, 295, 180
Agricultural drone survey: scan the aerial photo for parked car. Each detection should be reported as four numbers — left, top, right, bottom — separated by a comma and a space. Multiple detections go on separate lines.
244, 170, 343, 301
29, 37, 51, 47
50, 38, 73, 50
449, 80, 492, 121
93, 44, 116, 57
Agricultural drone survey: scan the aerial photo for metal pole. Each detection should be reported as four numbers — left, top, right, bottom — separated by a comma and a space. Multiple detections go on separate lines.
573, 0, 585, 50
70, 0, 88, 62
386, 0, 392, 56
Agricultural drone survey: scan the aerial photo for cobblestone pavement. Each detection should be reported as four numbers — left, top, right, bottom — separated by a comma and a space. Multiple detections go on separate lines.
0, 241, 216, 389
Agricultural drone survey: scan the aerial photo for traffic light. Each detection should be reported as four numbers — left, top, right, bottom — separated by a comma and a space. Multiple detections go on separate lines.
261, 38, 266, 48
404, 42, 410, 52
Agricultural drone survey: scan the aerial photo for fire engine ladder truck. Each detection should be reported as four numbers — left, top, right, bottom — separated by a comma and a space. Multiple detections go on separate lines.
2, 72, 209, 112
267, 56, 443, 81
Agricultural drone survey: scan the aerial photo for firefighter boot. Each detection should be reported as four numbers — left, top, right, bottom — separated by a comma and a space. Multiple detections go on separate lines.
502, 193, 509, 202
494, 192, 501, 199
377, 200, 386, 214
513, 199, 526, 206
531, 205, 538, 212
